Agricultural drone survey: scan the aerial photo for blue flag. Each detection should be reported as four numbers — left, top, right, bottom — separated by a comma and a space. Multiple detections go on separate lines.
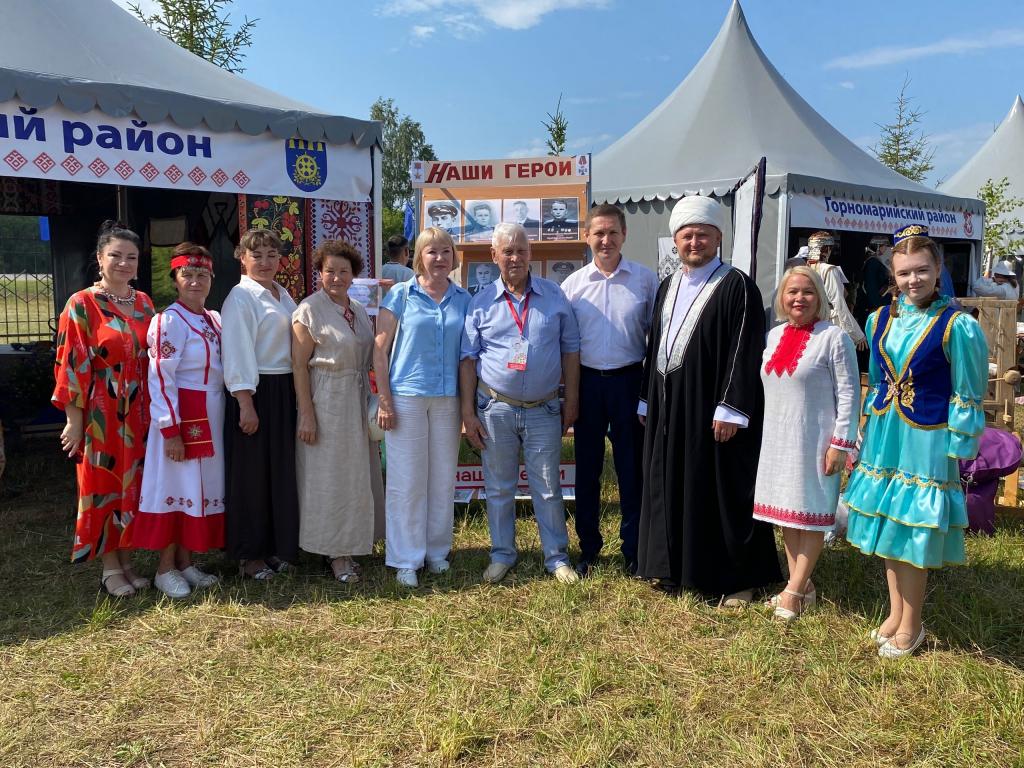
403, 201, 416, 242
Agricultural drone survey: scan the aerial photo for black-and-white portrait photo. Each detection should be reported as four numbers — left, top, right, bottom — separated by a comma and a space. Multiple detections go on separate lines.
546, 259, 582, 286
467, 261, 500, 295
541, 198, 580, 241
463, 199, 499, 243
502, 199, 540, 241
424, 200, 462, 240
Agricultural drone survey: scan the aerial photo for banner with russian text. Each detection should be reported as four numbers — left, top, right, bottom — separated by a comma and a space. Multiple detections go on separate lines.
410, 155, 590, 188
789, 192, 982, 241
0, 102, 372, 202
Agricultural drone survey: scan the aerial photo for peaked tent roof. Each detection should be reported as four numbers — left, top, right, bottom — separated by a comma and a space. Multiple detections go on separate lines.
593, 1, 980, 214
0, 0, 379, 147
940, 96, 1024, 224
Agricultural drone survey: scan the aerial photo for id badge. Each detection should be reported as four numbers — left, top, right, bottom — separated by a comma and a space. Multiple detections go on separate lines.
507, 337, 529, 371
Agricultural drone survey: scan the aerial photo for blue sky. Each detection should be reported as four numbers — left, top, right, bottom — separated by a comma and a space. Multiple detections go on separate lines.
120, 0, 1023, 186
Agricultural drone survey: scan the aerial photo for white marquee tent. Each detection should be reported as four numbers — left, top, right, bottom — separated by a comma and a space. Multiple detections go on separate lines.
593, 0, 983, 299
941, 96, 1024, 240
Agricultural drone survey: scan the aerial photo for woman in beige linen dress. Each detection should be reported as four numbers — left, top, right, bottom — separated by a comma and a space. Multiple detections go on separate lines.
292, 240, 379, 582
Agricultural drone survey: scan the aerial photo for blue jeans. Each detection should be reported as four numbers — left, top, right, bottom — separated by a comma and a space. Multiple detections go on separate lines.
477, 391, 570, 572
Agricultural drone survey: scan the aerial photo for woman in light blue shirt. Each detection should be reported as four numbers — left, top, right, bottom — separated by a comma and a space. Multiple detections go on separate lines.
373, 227, 470, 587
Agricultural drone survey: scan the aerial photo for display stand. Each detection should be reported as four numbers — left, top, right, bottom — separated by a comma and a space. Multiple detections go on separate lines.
409, 156, 592, 501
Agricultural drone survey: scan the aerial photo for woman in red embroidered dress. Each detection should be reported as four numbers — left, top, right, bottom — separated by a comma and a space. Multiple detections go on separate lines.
53, 221, 155, 597
134, 244, 225, 599
752, 266, 859, 620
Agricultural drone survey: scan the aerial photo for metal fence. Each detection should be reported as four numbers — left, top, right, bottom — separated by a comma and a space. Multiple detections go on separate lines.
0, 272, 55, 345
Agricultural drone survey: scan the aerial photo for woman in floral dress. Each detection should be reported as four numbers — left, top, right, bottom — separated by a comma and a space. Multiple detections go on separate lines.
53, 221, 155, 597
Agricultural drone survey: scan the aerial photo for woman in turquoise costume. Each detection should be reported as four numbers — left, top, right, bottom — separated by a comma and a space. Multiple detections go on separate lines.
844, 225, 987, 658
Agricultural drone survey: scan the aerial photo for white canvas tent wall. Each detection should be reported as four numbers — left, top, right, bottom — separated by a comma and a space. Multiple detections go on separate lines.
593, 0, 982, 302
940, 96, 1024, 238
0, 0, 382, 272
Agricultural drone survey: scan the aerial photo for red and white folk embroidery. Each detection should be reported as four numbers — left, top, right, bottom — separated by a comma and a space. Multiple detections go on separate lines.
765, 323, 814, 377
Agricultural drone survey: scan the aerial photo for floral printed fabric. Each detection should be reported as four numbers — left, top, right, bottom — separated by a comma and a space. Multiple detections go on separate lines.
52, 288, 154, 561
239, 194, 307, 302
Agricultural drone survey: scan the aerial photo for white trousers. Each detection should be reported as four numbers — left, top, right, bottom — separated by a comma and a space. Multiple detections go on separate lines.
384, 395, 460, 570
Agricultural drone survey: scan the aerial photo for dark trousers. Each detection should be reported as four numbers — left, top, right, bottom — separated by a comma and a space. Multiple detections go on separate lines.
572, 364, 644, 566
224, 373, 300, 562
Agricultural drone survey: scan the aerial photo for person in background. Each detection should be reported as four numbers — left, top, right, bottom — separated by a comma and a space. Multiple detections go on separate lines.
460, 222, 582, 585
844, 225, 987, 658
637, 196, 781, 605
135, 244, 224, 598
753, 266, 858, 621
857, 236, 892, 317
53, 221, 155, 597
374, 227, 470, 587
973, 260, 1019, 300
293, 240, 378, 583
806, 231, 868, 351
559, 204, 658, 577
221, 228, 299, 580
381, 235, 414, 284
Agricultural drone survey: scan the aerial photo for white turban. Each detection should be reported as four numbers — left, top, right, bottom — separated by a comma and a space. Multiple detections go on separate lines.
669, 195, 728, 236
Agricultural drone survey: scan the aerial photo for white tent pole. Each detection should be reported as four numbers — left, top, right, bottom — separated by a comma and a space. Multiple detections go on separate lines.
775, 189, 790, 288
372, 147, 383, 278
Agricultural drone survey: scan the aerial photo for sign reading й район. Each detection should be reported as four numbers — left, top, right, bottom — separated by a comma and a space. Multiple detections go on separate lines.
789, 192, 982, 241
0, 102, 373, 201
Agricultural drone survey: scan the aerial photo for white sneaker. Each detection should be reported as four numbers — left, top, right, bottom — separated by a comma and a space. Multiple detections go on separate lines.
553, 564, 580, 584
154, 569, 191, 599
426, 559, 450, 574
180, 565, 219, 588
482, 561, 511, 583
396, 568, 418, 587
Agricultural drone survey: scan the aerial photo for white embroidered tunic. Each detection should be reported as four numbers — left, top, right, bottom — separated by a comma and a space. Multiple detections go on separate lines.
136, 304, 225, 550
752, 320, 859, 531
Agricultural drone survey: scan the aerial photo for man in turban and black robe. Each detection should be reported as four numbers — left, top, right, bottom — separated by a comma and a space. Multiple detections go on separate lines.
638, 196, 781, 604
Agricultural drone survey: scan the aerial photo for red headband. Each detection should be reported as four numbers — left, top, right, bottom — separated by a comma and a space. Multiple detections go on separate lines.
171, 252, 214, 272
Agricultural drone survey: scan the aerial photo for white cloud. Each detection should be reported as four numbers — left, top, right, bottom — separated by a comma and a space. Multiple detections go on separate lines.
381, 0, 609, 32
506, 139, 548, 158
411, 24, 436, 39
565, 90, 643, 106
838, 81, 855, 90
826, 28, 1024, 70
567, 133, 612, 149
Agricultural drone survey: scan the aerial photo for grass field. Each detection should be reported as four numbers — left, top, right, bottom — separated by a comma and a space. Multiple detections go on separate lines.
1, 440, 1022, 767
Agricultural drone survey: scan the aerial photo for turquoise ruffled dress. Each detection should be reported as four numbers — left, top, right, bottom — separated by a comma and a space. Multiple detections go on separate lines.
844, 296, 988, 568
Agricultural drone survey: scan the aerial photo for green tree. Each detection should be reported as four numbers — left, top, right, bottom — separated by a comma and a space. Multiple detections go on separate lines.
381, 207, 405, 255
129, 0, 257, 73
978, 177, 1024, 260
542, 95, 568, 156
371, 98, 436, 210
872, 77, 934, 182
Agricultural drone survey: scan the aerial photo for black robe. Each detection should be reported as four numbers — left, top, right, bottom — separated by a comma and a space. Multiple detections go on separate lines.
638, 263, 782, 595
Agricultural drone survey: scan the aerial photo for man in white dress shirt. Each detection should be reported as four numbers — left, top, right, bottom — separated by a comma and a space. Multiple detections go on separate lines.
560, 204, 658, 576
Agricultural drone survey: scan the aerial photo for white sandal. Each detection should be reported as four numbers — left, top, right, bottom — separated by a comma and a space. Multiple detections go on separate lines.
100, 568, 136, 598
773, 589, 806, 622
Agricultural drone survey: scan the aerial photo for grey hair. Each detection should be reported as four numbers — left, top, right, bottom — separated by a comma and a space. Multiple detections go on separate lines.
492, 222, 527, 249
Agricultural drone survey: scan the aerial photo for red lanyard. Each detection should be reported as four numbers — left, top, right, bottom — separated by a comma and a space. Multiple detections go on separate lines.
504, 292, 530, 337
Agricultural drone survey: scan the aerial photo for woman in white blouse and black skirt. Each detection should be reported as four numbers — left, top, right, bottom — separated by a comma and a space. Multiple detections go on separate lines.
221, 228, 300, 580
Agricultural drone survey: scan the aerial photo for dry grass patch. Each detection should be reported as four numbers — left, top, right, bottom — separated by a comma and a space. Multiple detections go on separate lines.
1, 441, 1022, 767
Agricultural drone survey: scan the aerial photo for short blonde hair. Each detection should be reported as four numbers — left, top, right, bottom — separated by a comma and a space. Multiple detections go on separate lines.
412, 227, 460, 275
774, 265, 830, 322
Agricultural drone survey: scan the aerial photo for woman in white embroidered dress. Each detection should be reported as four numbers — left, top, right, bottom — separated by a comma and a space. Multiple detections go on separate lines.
752, 266, 859, 620
136, 244, 224, 598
